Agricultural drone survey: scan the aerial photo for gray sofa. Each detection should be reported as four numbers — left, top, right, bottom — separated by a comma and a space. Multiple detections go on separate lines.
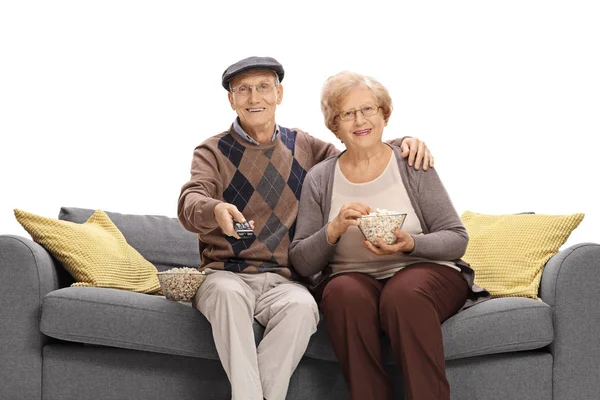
1, 207, 599, 400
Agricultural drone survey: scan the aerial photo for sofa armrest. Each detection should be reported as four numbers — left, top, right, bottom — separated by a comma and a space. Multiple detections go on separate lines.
539, 242, 600, 400
0, 235, 62, 400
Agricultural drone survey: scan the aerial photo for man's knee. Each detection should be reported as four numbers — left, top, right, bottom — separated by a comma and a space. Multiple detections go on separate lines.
204, 275, 243, 294
195, 272, 252, 312
278, 285, 319, 327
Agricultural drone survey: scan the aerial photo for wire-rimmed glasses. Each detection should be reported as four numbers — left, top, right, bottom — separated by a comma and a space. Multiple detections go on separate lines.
337, 105, 381, 121
230, 82, 278, 96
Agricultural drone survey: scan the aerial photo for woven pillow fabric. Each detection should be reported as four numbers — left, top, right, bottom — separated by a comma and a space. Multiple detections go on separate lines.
14, 209, 161, 294
461, 211, 584, 299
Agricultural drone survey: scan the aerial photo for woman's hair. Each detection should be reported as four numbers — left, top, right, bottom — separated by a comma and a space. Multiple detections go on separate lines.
320, 71, 393, 133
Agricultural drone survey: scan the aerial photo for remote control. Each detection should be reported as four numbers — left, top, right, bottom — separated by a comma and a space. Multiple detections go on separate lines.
233, 220, 254, 238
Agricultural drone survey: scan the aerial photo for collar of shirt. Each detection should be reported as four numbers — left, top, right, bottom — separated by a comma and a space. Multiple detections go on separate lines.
233, 118, 280, 145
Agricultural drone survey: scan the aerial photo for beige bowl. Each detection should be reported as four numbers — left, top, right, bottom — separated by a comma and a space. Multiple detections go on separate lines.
157, 268, 206, 302
358, 213, 407, 246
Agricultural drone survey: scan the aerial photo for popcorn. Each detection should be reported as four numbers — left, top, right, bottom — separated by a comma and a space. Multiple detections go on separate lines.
358, 210, 407, 246
157, 267, 206, 302
364, 208, 397, 217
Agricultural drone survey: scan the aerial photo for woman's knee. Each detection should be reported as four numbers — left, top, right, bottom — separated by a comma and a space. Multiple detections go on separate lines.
379, 276, 436, 321
380, 265, 466, 320
382, 283, 428, 308
320, 273, 379, 314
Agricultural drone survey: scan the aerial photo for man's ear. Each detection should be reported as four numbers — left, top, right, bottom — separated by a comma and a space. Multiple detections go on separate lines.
228, 92, 235, 110
276, 85, 284, 105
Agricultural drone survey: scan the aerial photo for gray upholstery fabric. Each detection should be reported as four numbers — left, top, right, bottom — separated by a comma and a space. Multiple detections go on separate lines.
41, 287, 219, 359
42, 344, 550, 400
43, 344, 231, 400
446, 352, 552, 400
539, 243, 600, 400
0, 235, 60, 400
441, 297, 553, 360
41, 287, 552, 366
304, 297, 553, 363
40, 287, 267, 359
58, 207, 200, 272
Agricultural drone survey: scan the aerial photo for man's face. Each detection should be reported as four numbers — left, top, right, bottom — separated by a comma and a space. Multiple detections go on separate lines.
228, 70, 283, 133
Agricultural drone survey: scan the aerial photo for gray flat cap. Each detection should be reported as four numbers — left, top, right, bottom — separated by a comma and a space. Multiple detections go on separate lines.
222, 56, 284, 91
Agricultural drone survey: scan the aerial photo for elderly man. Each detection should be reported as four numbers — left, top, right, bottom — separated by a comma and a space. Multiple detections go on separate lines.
177, 56, 433, 400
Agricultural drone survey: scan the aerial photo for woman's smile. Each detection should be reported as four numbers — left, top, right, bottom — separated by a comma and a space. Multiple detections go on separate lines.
353, 128, 371, 136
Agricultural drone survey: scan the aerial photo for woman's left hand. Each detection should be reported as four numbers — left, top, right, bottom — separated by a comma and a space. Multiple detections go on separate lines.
364, 228, 415, 255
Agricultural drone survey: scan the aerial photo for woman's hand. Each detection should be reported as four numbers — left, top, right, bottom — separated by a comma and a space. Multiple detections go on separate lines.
364, 228, 415, 255
327, 202, 371, 244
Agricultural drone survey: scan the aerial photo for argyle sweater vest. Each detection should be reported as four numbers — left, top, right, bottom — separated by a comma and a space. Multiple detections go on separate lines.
178, 126, 338, 278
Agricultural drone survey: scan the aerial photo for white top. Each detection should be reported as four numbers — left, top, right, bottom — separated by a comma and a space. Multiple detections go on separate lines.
328, 152, 460, 279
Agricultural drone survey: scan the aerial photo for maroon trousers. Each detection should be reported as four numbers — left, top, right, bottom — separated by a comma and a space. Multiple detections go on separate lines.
319, 263, 468, 400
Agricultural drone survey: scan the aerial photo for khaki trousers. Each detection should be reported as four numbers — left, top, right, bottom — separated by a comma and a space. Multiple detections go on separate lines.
193, 270, 319, 400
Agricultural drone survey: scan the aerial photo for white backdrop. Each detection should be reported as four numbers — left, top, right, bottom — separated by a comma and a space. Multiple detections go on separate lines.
1, 0, 598, 250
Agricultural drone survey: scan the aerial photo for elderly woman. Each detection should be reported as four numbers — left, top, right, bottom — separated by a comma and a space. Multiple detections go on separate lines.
289, 71, 488, 400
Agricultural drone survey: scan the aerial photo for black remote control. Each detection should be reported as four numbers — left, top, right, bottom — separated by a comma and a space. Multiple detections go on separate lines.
233, 220, 254, 238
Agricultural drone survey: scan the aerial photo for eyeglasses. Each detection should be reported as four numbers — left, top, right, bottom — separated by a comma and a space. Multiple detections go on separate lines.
337, 105, 381, 121
230, 82, 278, 96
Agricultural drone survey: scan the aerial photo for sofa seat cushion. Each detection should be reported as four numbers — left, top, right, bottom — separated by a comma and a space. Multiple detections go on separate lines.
42, 289, 553, 364
40, 287, 265, 359
304, 297, 554, 363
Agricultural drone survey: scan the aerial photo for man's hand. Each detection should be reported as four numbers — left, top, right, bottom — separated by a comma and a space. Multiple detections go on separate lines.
214, 203, 254, 239
401, 137, 434, 171
364, 228, 415, 255
327, 202, 371, 244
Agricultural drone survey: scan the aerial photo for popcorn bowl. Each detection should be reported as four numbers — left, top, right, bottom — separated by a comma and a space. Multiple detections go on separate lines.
157, 268, 206, 302
358, 212, 407, 246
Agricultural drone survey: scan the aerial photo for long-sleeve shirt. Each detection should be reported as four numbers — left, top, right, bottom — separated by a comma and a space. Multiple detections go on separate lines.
289, 144, 489, 309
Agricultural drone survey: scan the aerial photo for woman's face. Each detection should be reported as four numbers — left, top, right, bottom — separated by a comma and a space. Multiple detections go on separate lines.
335, 87, 386, 150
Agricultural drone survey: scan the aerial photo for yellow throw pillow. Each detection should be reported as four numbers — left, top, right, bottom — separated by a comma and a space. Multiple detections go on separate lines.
14, 209, 161, 294
461, 211, 584, 300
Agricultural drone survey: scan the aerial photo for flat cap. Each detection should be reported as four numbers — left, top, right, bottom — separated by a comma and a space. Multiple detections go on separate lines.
222, 56, 285, 91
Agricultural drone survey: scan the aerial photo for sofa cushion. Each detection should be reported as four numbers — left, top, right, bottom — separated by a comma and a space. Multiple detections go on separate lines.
461, 211, 584, 299
59, 207, 200, 272
304, 297, 554, 363
42, 288, 552, 364
14, 209, 160, 294
40, 287, 264, 360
